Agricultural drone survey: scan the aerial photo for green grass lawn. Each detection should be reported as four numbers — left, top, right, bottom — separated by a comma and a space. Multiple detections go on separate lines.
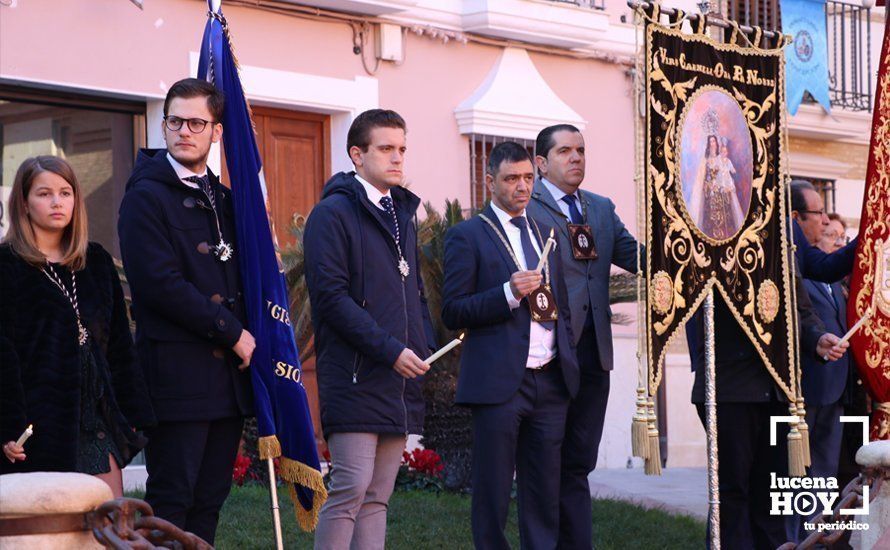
131, 485, 704, 549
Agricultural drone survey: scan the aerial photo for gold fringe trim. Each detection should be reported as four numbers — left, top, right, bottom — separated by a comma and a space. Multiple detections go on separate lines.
632, 388, 650, 459
644, 400, 662, 476
258, 435, 282, 460
794, 400, 811, 467
787, 426, 806, 477
278, 456, 329, 532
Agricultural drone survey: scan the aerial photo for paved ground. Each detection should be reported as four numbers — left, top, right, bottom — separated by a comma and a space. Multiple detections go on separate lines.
588, 467, 708, 520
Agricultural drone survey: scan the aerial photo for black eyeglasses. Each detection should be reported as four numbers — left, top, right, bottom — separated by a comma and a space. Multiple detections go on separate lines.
798, 209, 826, 217
164, 115, 215, 133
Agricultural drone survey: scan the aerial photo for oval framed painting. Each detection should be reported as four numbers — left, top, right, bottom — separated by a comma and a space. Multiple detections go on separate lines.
678, 87, 754, 243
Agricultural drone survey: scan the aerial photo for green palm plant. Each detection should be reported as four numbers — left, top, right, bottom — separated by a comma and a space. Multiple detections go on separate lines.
416, 200, 475, 490
280, 215, 315, 362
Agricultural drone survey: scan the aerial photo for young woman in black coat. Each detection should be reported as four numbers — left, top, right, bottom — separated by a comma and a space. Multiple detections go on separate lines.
0, 156, 156, 496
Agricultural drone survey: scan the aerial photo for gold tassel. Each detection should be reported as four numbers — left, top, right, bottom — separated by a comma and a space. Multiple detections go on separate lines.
644, 399, 662, 476
288, 480, 326, 532
258, 435, 282, 460
632, 388, 650, 459
276, 456, 329, 532
787, 424, 806, 477
795, 400, 811, 468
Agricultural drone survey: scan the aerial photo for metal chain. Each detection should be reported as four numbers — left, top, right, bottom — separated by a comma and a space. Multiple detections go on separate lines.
89, 497, 212, 549
42, 263, 88, 346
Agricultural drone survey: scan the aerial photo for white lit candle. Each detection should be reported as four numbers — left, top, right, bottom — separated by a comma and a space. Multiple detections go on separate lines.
425, 333, 465, 365
836, 306, 873, 349
15, 424, 32, 448
535, 229, 556, 273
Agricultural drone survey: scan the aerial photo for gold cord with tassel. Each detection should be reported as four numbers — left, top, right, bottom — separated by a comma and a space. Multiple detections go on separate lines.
644, 398, 662, 475
795, 399, 811, 468
632, 387, 650, 459
787, 413, 806, 477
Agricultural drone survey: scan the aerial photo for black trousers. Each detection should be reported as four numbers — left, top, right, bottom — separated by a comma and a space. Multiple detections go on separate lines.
558, 325, 609, 550
471, 365, 570, 550
695, 402, 788, 550
144, 417, 244, 545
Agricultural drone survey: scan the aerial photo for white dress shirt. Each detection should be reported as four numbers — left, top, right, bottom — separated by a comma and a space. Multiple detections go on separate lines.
167, 153, 207, 189
489, 201, 557, 368
541, 177, 581, 221
355, 173, 391, 211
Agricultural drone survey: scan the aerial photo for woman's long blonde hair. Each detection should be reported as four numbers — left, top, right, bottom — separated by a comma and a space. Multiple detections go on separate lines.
5, 156, 89, 271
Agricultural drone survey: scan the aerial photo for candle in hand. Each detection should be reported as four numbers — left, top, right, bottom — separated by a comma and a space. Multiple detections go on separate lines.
426, 333, 465, 365
535, 229, 556, 273
836, 306, 874, 348
15, 424, 33, 448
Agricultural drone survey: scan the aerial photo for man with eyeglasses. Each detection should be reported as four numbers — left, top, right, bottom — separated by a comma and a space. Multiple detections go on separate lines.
789, 179, 858, 283
118, 78, 254, 544
786, 180, 854, 543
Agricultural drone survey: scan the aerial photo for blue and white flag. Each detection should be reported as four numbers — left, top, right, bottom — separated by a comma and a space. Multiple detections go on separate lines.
198, 0, 326, 531
780, 0, 832, 114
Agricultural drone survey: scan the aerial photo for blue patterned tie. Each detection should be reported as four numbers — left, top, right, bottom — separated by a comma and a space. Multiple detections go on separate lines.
510, 216, 554, 329
379, 196, 398, 240
509, 216, 539, 271
561, 194, 584, 224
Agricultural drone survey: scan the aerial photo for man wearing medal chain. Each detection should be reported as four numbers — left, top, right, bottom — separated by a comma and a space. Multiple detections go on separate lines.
526, 124, 640, 549
304, 109, 436, 549
118, 78, 254, 544
442, 142, 578, 549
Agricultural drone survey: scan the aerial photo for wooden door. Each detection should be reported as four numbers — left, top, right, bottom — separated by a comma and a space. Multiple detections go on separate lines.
257, 107, 329, 454
254, 106, 330, 247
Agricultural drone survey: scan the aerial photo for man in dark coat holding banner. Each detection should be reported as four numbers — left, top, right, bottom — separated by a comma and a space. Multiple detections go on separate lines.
787, 180, 853, 541
442, 142, 579, 550
686, 251, 849, 549
118, 78, 254, 544
304, 109, 436, 550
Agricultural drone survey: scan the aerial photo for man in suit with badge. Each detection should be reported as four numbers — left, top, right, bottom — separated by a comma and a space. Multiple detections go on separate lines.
526, 124, 639, 549
442, 142, 579, 550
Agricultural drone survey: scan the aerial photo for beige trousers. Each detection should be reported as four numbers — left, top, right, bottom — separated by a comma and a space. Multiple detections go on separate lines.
313, 433, 406, 550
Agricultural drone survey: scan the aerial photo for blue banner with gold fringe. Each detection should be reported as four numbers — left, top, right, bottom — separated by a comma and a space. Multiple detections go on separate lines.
197, 0, 326, 531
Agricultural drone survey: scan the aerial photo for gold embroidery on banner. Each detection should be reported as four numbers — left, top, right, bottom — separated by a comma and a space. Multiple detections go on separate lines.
757, 280, 780, 324
852, 29, 890, 377
651, 271, 675, 315
643, 21, 798, 399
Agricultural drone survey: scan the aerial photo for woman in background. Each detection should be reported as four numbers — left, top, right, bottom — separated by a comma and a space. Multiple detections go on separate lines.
0, 155, 155, 496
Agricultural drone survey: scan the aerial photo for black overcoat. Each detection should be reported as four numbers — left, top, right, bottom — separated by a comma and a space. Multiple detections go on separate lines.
0, 243, 156, 473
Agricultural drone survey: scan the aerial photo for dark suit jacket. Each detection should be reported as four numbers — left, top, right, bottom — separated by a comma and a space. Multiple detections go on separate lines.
801, 280, 849, 406
793, 220, 857, 283
527, 179, 639, 371
441, 205, 579, 405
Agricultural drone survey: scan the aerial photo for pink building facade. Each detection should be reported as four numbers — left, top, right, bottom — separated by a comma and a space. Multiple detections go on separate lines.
1, 0, 882, 473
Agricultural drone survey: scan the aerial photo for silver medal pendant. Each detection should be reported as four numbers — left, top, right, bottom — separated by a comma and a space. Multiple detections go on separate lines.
214, 240, 234, 262
77, 322, 89, 346
398, 258, 410, 278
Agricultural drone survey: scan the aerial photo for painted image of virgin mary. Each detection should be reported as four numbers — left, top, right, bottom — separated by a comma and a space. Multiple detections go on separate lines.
687, 135, 746, 239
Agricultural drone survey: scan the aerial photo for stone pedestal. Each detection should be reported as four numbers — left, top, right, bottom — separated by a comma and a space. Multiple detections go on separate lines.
856, 440, 890, 550
0, 472, 112, 549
